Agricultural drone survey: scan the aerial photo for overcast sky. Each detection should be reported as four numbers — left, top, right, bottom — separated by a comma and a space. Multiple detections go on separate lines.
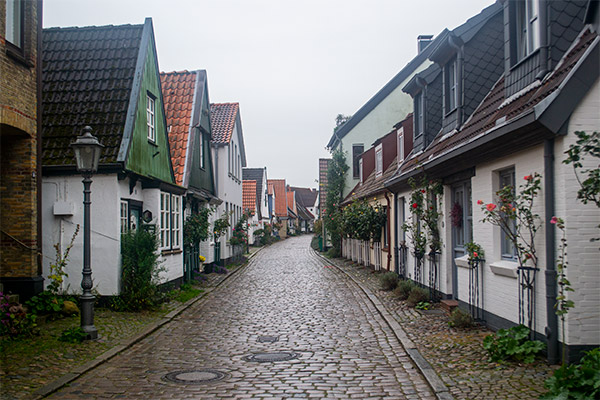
44, 0, 494, 189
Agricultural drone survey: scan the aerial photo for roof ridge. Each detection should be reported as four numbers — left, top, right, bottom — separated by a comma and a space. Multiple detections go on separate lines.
43, 23, 143, 31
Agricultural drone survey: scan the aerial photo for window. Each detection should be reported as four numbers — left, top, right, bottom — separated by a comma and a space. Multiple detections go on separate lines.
382, 206, 389, 248
397, 127, 404, 163
160, 192, 182, 250
359, 158, 363, 184
172, 196, 181, 248
515, 0, 540, 62
499, 169, 517, 259
120, 201, 129, 234
445, 58, 457, 113
414, 92, 424, 137
352, 144, 364, 178
5, 0, 23, 48
199, 130, 205, 169
147, 94, 155, 142
375, 144, 383, 178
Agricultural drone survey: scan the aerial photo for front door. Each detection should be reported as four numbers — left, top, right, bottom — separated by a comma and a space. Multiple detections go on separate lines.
128, 201, 142, 231
451, 182, 472, 299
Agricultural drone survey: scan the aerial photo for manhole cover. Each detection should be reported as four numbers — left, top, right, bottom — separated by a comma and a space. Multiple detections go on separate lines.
162, 369, 227, 384
258, 335, 279, 343
243, 352, 299, 363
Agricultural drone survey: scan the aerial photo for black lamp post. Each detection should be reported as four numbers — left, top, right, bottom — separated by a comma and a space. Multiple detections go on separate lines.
71, 126, 103, 340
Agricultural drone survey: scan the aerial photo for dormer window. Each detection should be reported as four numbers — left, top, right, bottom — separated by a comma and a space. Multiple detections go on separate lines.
375, 144, 383, 178
352, 144, 364, 179
414, 92, 424, 138
445, 58, 457, 113
147, 93, 155, 142
514, 0, 540, 63
397, 127, 404, 163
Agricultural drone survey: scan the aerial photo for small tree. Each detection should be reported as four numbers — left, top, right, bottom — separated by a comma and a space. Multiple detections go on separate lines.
183, 206, 212, 248
324, 148, 349, 256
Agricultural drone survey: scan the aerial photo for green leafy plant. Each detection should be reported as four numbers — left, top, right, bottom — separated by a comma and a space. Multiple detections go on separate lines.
379, 272, 399, 291
342, 200, 387, 242
58, 326, 87, 343
394, 280, 415, 300
213, 212, 231, 240
406, 286, 430, 307
541, 347, 600, 400
25, 291, 64, 316
114, 228, 166, 311
184, 207, 213, 248
482, 324, 545, 364
48, 225, 79, 295
563, 131, 600, 208
448, 307, 474, 329
324, 147, 349, 257
464, 241, 485, 263
415, 301, 431, 310
229, 212, 249, 247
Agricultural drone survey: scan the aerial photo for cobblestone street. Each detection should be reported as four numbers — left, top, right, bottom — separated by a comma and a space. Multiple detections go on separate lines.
46, 236, 435, 399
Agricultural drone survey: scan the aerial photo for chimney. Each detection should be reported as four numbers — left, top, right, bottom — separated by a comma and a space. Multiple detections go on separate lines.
417, 35, 433, 53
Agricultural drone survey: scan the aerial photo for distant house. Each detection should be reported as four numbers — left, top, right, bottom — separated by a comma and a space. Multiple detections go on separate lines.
210, 103, 247, 263
0, 0, 43, 300
289, 187, 318, 232
267, 179, 289, 238
41, 19, 185, 295
160, 70, 220, 271
243, 167, 270, 243
386, 1, 599, 363
242, 179, 258, 244
286, 188, 298, 234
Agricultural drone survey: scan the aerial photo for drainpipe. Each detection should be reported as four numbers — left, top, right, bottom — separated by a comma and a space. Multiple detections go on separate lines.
544, 138, 559, 364
393, 191, 399, 275
536, 0, 550, 80
385, 191, 392, 271
449, 34, 464, 129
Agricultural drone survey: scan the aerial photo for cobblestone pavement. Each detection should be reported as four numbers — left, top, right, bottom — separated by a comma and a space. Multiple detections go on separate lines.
328, 257, 555, 400
46, 236, 435, 399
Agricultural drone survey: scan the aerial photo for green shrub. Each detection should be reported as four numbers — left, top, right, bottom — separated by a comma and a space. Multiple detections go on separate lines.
448, 307, 474, 329
310, 235, 321, 251
415, 301, 431, 310
379, 272, 399, 291
25, 291, 64, 316
482, 324, 545, 364
114, 228, 166, 311
406, 287, 429, 307
541, 348, 600, 400
394, 280, 415, 300
58, 327, 87, 343
326, 247, 340, 258
0, 292, 38, 338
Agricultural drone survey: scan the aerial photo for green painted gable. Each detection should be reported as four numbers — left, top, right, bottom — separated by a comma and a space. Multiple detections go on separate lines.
124, 33, 174, 184
188, 83, 216, 195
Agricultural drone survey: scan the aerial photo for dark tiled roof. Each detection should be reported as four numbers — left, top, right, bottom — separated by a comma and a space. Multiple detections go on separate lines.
242, 180, 257, 213
161, 70, 196, 186
296, 202, 314, 221
210, 103, 238, 144
42, 23, 144, 166
398, 28, 598, 176
289, 187, 318, 208
242, 167, 265, 202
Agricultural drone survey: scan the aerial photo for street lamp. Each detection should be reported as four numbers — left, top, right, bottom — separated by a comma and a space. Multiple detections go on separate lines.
71, 126, 103, 340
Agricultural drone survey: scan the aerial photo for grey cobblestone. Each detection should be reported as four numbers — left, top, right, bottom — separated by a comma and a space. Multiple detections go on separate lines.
46, 236, 434, 399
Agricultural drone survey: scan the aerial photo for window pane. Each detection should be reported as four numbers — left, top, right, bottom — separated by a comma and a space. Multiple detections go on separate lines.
6, 0, 22, 47
499, 169, 516, 258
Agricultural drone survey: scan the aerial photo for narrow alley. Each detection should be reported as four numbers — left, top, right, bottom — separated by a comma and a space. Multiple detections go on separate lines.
46, 236, 435, 399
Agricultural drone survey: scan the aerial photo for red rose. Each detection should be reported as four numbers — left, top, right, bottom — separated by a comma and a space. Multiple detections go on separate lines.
486, 203, 497, 211
477, 200, 484, 205
412, 203, 418, 209
473, 251, 478, 258
550, 216, 558, 224
524, 175, 532, 181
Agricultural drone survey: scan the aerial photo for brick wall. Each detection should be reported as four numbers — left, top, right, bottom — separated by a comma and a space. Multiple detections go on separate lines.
0, 0, 41, 289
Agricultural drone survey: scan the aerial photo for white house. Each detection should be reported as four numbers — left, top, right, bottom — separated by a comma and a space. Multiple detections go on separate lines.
210, 103, 247, 263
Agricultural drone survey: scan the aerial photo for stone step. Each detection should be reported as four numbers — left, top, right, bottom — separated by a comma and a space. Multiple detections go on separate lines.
440, 299, 458, 314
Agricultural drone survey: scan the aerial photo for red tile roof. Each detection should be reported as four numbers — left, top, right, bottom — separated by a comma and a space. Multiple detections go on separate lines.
210, 103, 239, 144
160, 70, 196, 186
243, 180, 257, 213
287, 190, 297, 215
267, 179, 288, 217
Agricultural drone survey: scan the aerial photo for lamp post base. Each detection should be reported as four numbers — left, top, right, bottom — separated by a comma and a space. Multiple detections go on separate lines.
80, 294, 98, 340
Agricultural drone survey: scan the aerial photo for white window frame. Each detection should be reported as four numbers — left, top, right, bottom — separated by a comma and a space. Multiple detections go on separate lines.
172, 195, 181, 249
199, 129, 204, 169
120, 200, 129, 234
499, 168, 517, 260
6, 0, 23, 48
359, 158, 363, 184
160, 192, 171, 249
445, 58, 457, 113
375, 144, 383, 178
147, 94, 156, 142
414, 92, 424, 138
397, 127, 404, 163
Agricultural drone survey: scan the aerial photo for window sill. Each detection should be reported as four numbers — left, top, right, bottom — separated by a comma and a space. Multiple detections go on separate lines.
489, 260, 519, 278
455, 254, 469, 268
6, 44, 32, 68
161, 248, 182, 256
148, 140, 158, 147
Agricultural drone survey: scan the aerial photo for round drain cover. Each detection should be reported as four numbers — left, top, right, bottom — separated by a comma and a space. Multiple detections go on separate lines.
163, 369, 227, 384
258, 335, 279, 343
244, 351, 299, 363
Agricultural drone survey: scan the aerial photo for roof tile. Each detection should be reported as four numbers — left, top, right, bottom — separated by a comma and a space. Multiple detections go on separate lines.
210, 103, 239, 144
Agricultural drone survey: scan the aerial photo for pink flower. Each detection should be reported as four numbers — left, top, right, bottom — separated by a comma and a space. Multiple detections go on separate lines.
524, 175, 532, 181
486, 203, 497, 211
473, 251, 478, 258
550, 216, 558, 224
477, 200, 484, 205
